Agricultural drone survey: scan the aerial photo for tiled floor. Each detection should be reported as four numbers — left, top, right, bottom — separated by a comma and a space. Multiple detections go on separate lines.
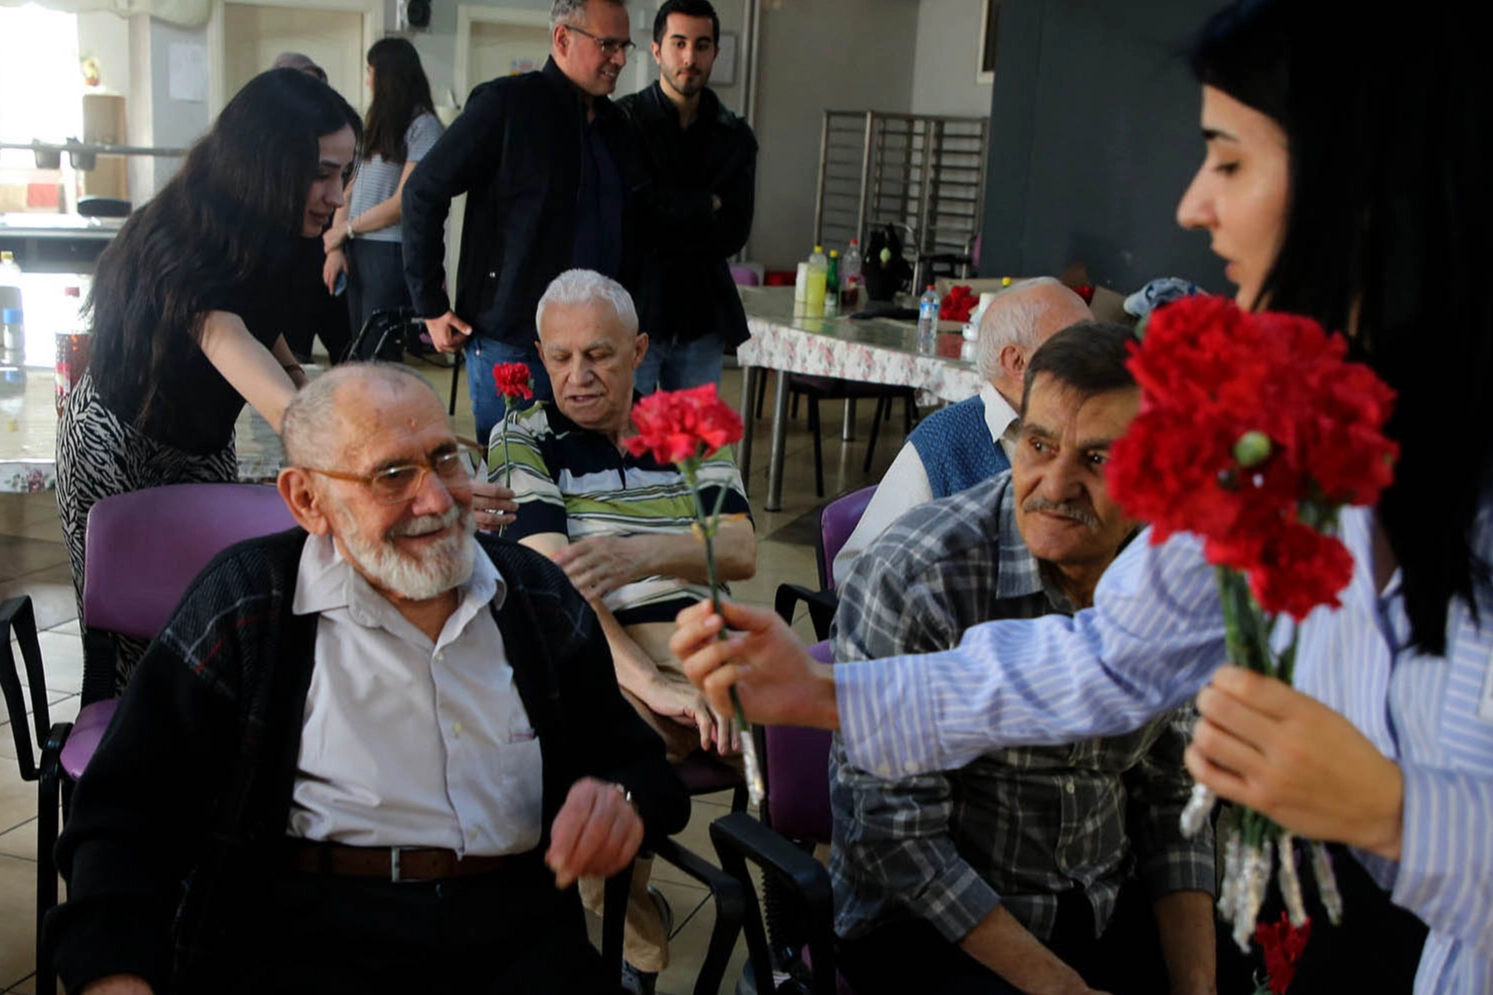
0, 365, 910, 994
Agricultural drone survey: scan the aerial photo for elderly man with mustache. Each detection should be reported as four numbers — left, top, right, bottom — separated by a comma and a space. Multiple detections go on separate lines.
827, 324, 1219, 995
46, 363, 687, 995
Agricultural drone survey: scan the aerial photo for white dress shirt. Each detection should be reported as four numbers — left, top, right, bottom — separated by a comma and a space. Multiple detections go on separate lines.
286, 533, 544, 857
832, 382, 1020, 587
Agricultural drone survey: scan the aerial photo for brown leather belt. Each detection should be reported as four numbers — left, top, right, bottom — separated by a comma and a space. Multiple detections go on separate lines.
285, 841, 530, 883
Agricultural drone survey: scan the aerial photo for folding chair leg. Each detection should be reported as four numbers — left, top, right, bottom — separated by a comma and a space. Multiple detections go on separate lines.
755, 373, 768, 419
864, 397, 888, 474
807, 396, 824, 498
35, 756, 62, 995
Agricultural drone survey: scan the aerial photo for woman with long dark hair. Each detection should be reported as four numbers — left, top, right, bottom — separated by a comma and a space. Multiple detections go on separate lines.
670, 2, 1493, 991
323, 37, 440, 343
56, 67, 359, 686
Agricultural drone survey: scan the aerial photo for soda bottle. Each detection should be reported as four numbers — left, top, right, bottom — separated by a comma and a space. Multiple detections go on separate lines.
805, 245, 828, 317
917, 285, 940, 354
840, 239, 863, 310
55, 286, 90, 416
825, 250, 841, 318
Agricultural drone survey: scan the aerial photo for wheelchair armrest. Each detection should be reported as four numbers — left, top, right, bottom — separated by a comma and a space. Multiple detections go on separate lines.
772, 584, 839, 641
710, 811, 839, 995
652, 837, 747, 995
1, 595, 48, 779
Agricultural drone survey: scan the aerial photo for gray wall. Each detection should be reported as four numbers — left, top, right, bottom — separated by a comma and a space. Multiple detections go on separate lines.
978, 0, 1226, 294
749, 0, 921, 267
910, 0, 992, 118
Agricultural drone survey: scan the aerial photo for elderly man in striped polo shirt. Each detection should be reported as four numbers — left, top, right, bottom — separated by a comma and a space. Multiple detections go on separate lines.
482, 268, 755, 993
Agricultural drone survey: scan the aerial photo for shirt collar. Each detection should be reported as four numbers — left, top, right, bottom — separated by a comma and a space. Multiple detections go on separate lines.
292, 532, 506, 626
981, 381, 1021, 452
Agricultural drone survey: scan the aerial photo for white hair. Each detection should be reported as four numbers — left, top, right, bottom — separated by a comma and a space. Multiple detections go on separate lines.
975, 277, 1085, 384
535, 268, 640, 338
281, 362, 441, 467
550, 0, 624, 28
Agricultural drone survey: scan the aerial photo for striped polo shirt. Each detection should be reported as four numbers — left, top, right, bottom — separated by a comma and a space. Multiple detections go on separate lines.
490, 400, 752, 625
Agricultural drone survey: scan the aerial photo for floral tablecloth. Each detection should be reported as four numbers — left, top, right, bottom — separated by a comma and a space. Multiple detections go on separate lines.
737, 288, 982, 404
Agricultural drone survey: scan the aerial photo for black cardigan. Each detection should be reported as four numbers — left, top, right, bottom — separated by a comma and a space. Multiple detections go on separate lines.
46, 529, 690, 994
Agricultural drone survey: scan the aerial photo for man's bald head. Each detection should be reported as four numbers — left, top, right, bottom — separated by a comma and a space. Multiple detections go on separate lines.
976, 277, 1093, 404
281, 363, 444, 469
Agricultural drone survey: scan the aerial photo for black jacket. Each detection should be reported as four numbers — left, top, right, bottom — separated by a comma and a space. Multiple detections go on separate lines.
46, 529, 689, 994
617, 83, 757, 348
402, 59, 647, 346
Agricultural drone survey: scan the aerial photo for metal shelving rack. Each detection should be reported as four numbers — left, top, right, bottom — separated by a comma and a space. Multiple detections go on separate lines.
812, 110, 989, 269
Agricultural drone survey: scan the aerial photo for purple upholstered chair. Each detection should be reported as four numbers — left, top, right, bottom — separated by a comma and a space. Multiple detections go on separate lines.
711, 639, 851, 995
730, 264, 761, 287
17, 482, 295, 995
774, 485, 877, 641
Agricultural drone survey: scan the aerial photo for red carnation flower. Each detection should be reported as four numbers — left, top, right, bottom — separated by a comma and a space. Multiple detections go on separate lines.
1255, 913, 1312, 994
1107, 295, 1396, 620
494, 362, 534, 402
625, 384, 744, 467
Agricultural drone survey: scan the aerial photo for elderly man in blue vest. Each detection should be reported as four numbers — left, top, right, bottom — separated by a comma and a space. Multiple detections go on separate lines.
832, 277, 1091, 585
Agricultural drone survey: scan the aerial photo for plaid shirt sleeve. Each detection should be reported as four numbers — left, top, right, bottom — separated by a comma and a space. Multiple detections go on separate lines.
1122, 705, 1217, 900
831, 533, 1004, 943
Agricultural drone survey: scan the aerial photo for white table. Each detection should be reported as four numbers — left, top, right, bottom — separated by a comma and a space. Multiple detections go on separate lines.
736, 287, 981, 511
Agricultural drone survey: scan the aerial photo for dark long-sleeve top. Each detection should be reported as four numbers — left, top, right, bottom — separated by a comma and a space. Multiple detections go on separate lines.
45, 528, 689, 994
616, 82, 757, 348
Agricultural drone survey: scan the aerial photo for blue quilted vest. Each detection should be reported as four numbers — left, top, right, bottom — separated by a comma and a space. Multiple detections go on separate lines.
907, 394, 1011, 498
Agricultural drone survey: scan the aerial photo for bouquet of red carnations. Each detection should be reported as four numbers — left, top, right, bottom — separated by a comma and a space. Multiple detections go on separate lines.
1106, 295, 1399, 953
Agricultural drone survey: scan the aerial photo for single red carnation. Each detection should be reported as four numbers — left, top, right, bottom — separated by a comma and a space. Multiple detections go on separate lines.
625, 384, 744, 467
1255, 913, 1312, 994
494, 362, 534, 401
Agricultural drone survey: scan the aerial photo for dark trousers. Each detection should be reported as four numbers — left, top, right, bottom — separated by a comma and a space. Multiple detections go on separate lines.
837, 882, 1169, 995
347, 239, 414, 350
216, 857, 614, 994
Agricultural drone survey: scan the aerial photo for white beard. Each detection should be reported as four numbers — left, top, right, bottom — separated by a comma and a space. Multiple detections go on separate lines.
335, 503, 477, 601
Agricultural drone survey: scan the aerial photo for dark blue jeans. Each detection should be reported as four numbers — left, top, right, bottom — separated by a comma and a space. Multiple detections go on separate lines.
466, 336, 553, 449
634, 331, 725, 394
346, 239, 413, 348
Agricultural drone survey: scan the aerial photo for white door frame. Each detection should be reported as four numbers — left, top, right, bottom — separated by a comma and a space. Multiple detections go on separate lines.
452, 5, 553, 101
206, 0, 385, 116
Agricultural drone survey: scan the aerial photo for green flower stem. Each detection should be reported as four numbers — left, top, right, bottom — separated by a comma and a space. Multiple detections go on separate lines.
683, 457, 764, 806
498, 401, 515, 536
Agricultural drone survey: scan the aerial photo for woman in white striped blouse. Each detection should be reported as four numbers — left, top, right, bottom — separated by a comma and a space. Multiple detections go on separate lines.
671, 2, 1493, 992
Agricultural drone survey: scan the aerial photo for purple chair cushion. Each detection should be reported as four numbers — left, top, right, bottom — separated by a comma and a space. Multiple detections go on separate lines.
763, 640, 836, 843
821, 487, 877, 588
730, 265, 760, 287
83, 483, 296, 641
59, 698, 118, 780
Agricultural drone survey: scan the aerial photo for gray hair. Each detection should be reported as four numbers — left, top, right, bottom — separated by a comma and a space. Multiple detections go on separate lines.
535, 268, 640, 337
271, 52, 326, 82
550, 0, 625, 28
975, 277, 1083, 384
281, 363, 441, 467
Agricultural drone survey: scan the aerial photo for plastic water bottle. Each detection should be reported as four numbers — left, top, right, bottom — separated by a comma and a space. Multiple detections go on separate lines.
840, 239, 863, 310
1, 307, 24, 380
917, 285, 940, 354
805, 245, 828, 317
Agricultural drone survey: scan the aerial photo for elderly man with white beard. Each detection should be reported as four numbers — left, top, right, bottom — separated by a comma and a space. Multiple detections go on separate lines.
45, 363, 689, 995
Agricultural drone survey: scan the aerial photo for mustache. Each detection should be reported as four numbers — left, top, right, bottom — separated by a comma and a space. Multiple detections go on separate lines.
388, 505, 465, 539
1022, 496, 1100, 530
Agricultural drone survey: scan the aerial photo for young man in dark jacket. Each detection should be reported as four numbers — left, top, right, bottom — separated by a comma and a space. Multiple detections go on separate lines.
402, 0, 646, 445
46, 363, 689, 995
618, 0, 757, 393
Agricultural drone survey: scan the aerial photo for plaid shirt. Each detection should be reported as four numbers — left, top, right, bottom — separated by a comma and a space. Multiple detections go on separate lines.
828, 472, 1214, 944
